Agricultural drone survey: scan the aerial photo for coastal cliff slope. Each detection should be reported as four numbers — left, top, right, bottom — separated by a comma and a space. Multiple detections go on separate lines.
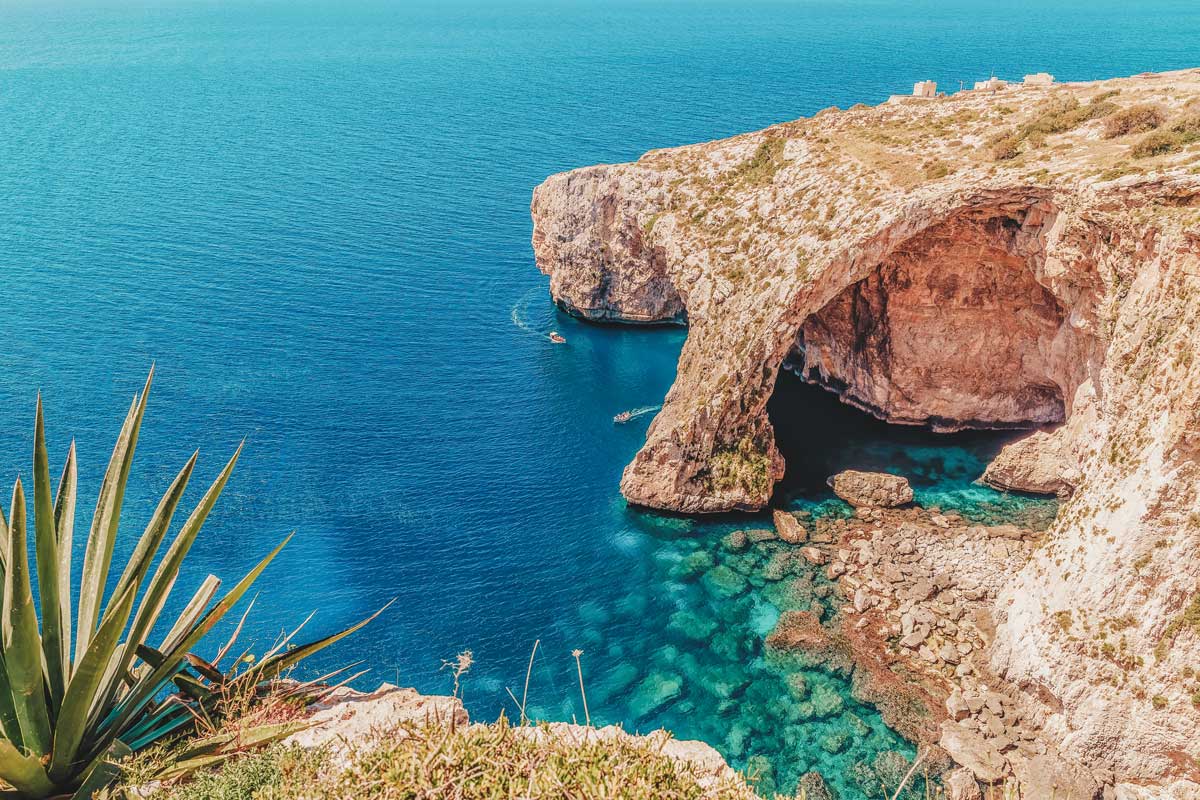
532, 69, 1200, 796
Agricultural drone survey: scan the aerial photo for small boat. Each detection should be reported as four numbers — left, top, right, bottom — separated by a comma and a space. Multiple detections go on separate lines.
549, 331, 566, 344
613, 411, 633, 424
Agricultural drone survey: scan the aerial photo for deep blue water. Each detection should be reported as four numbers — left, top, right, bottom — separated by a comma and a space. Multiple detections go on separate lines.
1, 0, 1196, 795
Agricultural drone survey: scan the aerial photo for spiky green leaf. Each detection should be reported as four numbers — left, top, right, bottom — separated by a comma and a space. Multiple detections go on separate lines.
99, 534, 292, 745
4, 479, 52, 755
47, 581, 137, 784
129, 443, 242, 659
33, 396, 67, 714
0, 737, 54, 796
53, 442, 77, 696
76, 367, 152, 662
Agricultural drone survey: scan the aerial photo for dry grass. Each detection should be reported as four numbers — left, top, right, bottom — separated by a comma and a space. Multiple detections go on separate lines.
130, 719, 761, 800
1102, 104, 1166, 138
1131, 113, 1200, 158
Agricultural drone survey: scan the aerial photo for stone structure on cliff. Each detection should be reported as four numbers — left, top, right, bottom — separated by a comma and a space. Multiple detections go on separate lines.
532, 68, 1200, 798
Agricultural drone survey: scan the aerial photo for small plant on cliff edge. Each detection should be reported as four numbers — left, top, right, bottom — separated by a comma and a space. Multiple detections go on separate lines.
706, 436, 773, 499
0, 369, 383, 798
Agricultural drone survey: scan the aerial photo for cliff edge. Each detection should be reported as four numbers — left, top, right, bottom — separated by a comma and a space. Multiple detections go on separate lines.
532, 69, 1200, 797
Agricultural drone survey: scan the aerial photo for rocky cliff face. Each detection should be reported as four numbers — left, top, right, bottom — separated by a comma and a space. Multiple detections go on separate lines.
532, 69, 1200, 796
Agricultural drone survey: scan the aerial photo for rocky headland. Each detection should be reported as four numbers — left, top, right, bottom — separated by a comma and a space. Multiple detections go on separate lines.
532, 69, 1200, 798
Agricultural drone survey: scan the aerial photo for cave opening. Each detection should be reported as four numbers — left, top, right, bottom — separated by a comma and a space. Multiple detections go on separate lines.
766, 207, 1073, 523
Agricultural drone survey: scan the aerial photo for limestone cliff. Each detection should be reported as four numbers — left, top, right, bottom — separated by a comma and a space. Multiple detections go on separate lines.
532, 69, 1200, 796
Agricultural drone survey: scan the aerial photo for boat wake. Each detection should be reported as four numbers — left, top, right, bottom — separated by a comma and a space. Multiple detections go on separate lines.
614, 405, 662, 424
511, 286, 558, 342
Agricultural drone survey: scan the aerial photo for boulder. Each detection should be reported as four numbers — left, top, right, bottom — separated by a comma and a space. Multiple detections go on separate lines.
800, 546, 828, 565
945, 767, 983, 800
939, 720, 1007, 783
981, 429, 1077, 497
828, 470, 914, 508
946, 689, 970, 721
1012, 754, 1104, 800
772, 509, 808, 544
765, 610, 851, 670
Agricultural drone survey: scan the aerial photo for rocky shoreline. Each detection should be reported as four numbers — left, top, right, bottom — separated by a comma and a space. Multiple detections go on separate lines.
531, 67, 1200, 795
763, 471, 1107, 798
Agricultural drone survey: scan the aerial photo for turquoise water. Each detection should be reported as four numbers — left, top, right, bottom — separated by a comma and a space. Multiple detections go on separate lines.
0, 0, 1194, 795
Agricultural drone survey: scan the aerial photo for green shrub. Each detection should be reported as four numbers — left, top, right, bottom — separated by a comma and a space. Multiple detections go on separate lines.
1103, 104, 1166, 138
1130, 113, 1200, 158
1020, 95, 1116, 139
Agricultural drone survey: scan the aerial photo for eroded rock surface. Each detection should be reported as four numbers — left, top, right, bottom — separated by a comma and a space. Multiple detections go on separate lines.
828, 470, 914, 507
533, 68, 1200, 793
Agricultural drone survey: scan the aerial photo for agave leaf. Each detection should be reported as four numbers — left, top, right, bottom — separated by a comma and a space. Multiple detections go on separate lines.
257, 609, 317, 665
172, 729, 237, 762
99, 534, 292, 746
248, 599, 394, 685
0, 650, 24, 748
47, 581, 138, 784
0, 504, 9, 574
213, 593, 256, 667
86, 453, 197, 723
0, 737, 54, 796
124, 701, 192, 749
69, 739, 131, 800
76, 368, 152, 662
33, 397, 67, 714
129, 443, 242, 654
182, 653, 226, 685
107, 452, 196, 620
171, 673, 214, 704
156, 722, 306, 782
4, 479, 53, 755
53, 442, 78, 694
127, 711, 195, 753
160, 575, 221, 655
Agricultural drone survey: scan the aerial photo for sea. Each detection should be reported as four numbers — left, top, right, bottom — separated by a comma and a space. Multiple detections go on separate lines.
1, 1, 1196, 795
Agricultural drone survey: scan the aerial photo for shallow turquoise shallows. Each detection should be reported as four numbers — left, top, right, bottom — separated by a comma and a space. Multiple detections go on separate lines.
1, 0, 1195, 795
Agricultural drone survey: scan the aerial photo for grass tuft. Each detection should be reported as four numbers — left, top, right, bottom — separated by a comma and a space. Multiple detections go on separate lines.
732, 138, 787, 188
1102, 104, 1166, 138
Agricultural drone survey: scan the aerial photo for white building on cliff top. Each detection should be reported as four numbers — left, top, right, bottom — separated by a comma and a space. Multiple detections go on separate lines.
913, 80, 937, 98
973, 76, 1008, 91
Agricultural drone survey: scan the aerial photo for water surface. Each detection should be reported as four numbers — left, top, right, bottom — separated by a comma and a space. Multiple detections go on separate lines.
0, 0, 1192, 794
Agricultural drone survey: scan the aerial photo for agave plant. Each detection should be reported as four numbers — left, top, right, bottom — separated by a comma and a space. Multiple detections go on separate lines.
0, 369, 381, 798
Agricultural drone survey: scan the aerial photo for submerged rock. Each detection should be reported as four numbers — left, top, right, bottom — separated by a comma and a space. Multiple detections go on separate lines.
702, 564, 749, 598
766, 610, 852, 672
673, 549, 716, 580
668, 609, 718, 641
828, 470, 914, 508
797, 771, 839, 800
820, 729, 851, 754
723, 529, 749, 551
629, 671, 684, 720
